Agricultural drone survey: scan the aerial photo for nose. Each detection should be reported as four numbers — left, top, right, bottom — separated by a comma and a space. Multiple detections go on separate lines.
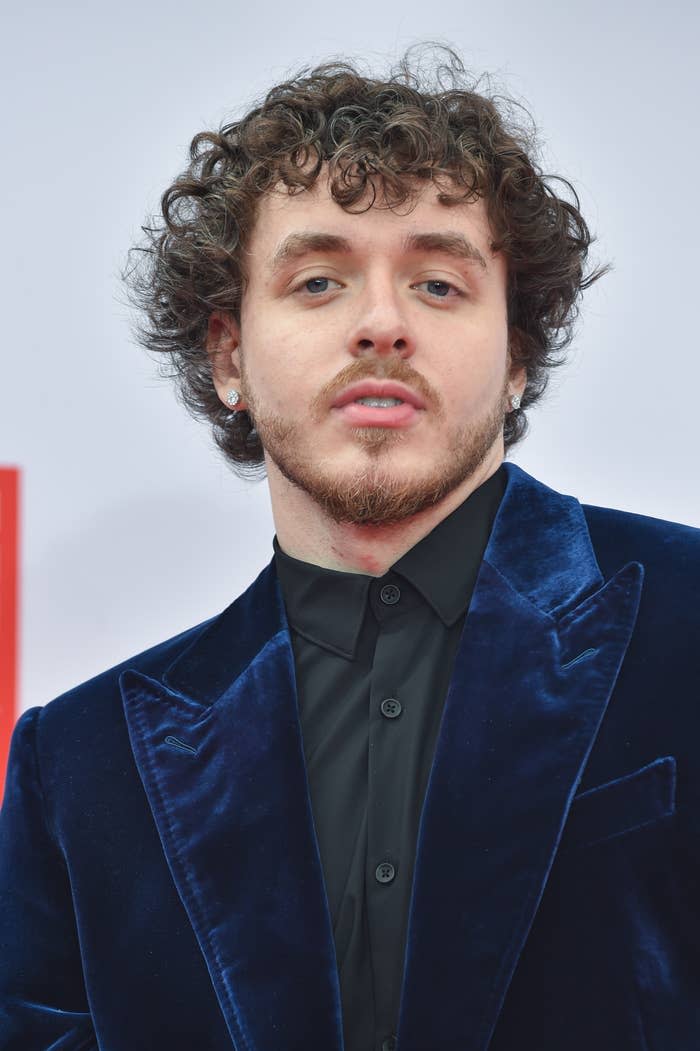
348, 278, 416, 360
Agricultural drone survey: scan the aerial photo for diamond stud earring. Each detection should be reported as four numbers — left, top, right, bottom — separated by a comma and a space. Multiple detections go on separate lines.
510, 393, 521, 411
226, 390, 241, 408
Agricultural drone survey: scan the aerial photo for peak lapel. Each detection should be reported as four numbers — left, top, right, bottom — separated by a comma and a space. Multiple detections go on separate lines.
120, 563, 343, 1051
397, 463, 645, 1051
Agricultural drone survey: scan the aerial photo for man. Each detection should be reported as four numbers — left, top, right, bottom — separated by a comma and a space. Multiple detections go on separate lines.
1, 49, 698, 1051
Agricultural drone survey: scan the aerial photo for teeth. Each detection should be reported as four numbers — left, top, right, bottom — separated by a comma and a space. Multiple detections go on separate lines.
354, 397, 404, 407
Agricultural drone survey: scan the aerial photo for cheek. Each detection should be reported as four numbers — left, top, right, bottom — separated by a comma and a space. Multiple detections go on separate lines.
241, 331, 311, 410
439, 327, 509, 405
242, 301, 343, 404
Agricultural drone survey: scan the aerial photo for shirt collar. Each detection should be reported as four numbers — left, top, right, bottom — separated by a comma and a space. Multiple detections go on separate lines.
274, 464, 507, 659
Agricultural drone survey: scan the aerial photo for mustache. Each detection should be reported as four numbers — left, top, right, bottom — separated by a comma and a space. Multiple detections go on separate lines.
311, 357, 442, 418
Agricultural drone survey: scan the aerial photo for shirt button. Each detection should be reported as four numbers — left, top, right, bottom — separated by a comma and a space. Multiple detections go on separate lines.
375, 861, 396, 884
382, 1037, 398, 1051
379, 583, 401, 605
380, 697, 402, 719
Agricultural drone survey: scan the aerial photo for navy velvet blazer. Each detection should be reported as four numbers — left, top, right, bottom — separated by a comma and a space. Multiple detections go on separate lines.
1, 462, 699, 1051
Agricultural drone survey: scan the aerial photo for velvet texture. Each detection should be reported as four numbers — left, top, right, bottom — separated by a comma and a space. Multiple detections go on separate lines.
1, 462, 698, 1050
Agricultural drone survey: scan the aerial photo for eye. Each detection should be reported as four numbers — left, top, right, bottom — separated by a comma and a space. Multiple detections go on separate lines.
413, 279, 461, 299
297, 276, 341, 295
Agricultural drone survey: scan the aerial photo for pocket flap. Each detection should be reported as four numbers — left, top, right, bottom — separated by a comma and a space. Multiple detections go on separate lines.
561, 755, 676, 850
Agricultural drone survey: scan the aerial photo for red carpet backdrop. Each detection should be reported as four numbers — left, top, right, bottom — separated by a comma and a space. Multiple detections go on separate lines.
0, 468, 19, 805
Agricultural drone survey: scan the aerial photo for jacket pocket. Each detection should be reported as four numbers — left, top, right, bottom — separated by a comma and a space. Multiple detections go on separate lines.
560, 755, 676, 850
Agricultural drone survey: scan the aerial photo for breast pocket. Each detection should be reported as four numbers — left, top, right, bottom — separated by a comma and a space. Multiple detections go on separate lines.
560, 755, 676, 851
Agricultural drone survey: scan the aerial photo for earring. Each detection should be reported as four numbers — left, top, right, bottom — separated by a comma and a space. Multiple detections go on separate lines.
226, 390, 241, 408
510, 393, 521, 411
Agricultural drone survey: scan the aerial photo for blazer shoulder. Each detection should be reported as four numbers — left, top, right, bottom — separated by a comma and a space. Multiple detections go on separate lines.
582, 500, 700, 592
35, 557, 279, 743
32, 614, 215, 746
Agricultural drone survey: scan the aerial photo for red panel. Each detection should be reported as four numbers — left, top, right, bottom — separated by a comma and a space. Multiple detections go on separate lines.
0, 468, 20, 806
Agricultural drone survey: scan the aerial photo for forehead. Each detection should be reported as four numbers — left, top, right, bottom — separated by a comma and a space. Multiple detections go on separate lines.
246, 173, 496, 265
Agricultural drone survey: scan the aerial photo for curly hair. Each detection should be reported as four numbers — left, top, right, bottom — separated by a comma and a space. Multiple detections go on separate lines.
125, 45, 607, 475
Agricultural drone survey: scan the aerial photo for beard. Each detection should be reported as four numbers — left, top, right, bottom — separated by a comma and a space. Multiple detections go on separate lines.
241, 356, 509, 527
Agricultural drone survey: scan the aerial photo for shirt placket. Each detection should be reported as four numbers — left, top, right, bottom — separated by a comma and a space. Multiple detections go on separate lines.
366, 573, 413, 1051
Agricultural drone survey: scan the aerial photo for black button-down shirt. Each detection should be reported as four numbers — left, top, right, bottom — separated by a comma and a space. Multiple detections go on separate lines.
274, 465, 506, 1051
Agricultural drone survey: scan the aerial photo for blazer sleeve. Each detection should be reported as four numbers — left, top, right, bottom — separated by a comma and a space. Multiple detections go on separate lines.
0, 706, 96, 1050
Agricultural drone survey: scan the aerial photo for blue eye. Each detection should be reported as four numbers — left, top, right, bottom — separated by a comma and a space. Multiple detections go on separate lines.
423, 280, 451, 297
305, 277, 330, 293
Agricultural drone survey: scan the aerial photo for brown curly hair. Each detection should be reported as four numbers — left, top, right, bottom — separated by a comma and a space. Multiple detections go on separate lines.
125, 45, 607, 476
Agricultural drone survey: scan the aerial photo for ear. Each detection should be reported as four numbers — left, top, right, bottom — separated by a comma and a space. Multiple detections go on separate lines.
507, 332, 527, 400
207, 311, 247, 411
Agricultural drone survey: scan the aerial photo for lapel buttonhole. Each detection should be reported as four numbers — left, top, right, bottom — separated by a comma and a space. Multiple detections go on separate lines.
164, 735, 198, 756
561, 647, 598, 670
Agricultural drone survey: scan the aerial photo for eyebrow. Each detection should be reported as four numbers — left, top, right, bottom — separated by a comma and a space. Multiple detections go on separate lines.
403, 232, 488, 271
269, 233, 352, 274
268, 230, 489, 274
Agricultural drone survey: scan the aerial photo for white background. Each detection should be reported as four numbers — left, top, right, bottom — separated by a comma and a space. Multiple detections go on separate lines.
2, 0, 698, 711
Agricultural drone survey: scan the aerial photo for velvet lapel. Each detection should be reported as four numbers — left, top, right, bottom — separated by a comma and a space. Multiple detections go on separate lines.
119, 564, 343, 1051
396, 462, 644, 1051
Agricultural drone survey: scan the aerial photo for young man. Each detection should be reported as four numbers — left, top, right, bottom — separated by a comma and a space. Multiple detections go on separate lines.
1, 51, 698, 1051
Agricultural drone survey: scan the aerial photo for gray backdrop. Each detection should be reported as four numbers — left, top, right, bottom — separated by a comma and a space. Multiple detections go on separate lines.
3, 0, 698, 711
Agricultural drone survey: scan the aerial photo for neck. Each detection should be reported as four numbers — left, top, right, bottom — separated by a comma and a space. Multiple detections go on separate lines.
267, 446, 505, 576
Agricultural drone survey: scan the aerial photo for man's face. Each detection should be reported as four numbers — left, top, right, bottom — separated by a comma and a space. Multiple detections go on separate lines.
214, 174, 523, 526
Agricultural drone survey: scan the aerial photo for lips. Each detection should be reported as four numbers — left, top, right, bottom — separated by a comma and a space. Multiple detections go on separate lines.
331, 381, 426, 410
